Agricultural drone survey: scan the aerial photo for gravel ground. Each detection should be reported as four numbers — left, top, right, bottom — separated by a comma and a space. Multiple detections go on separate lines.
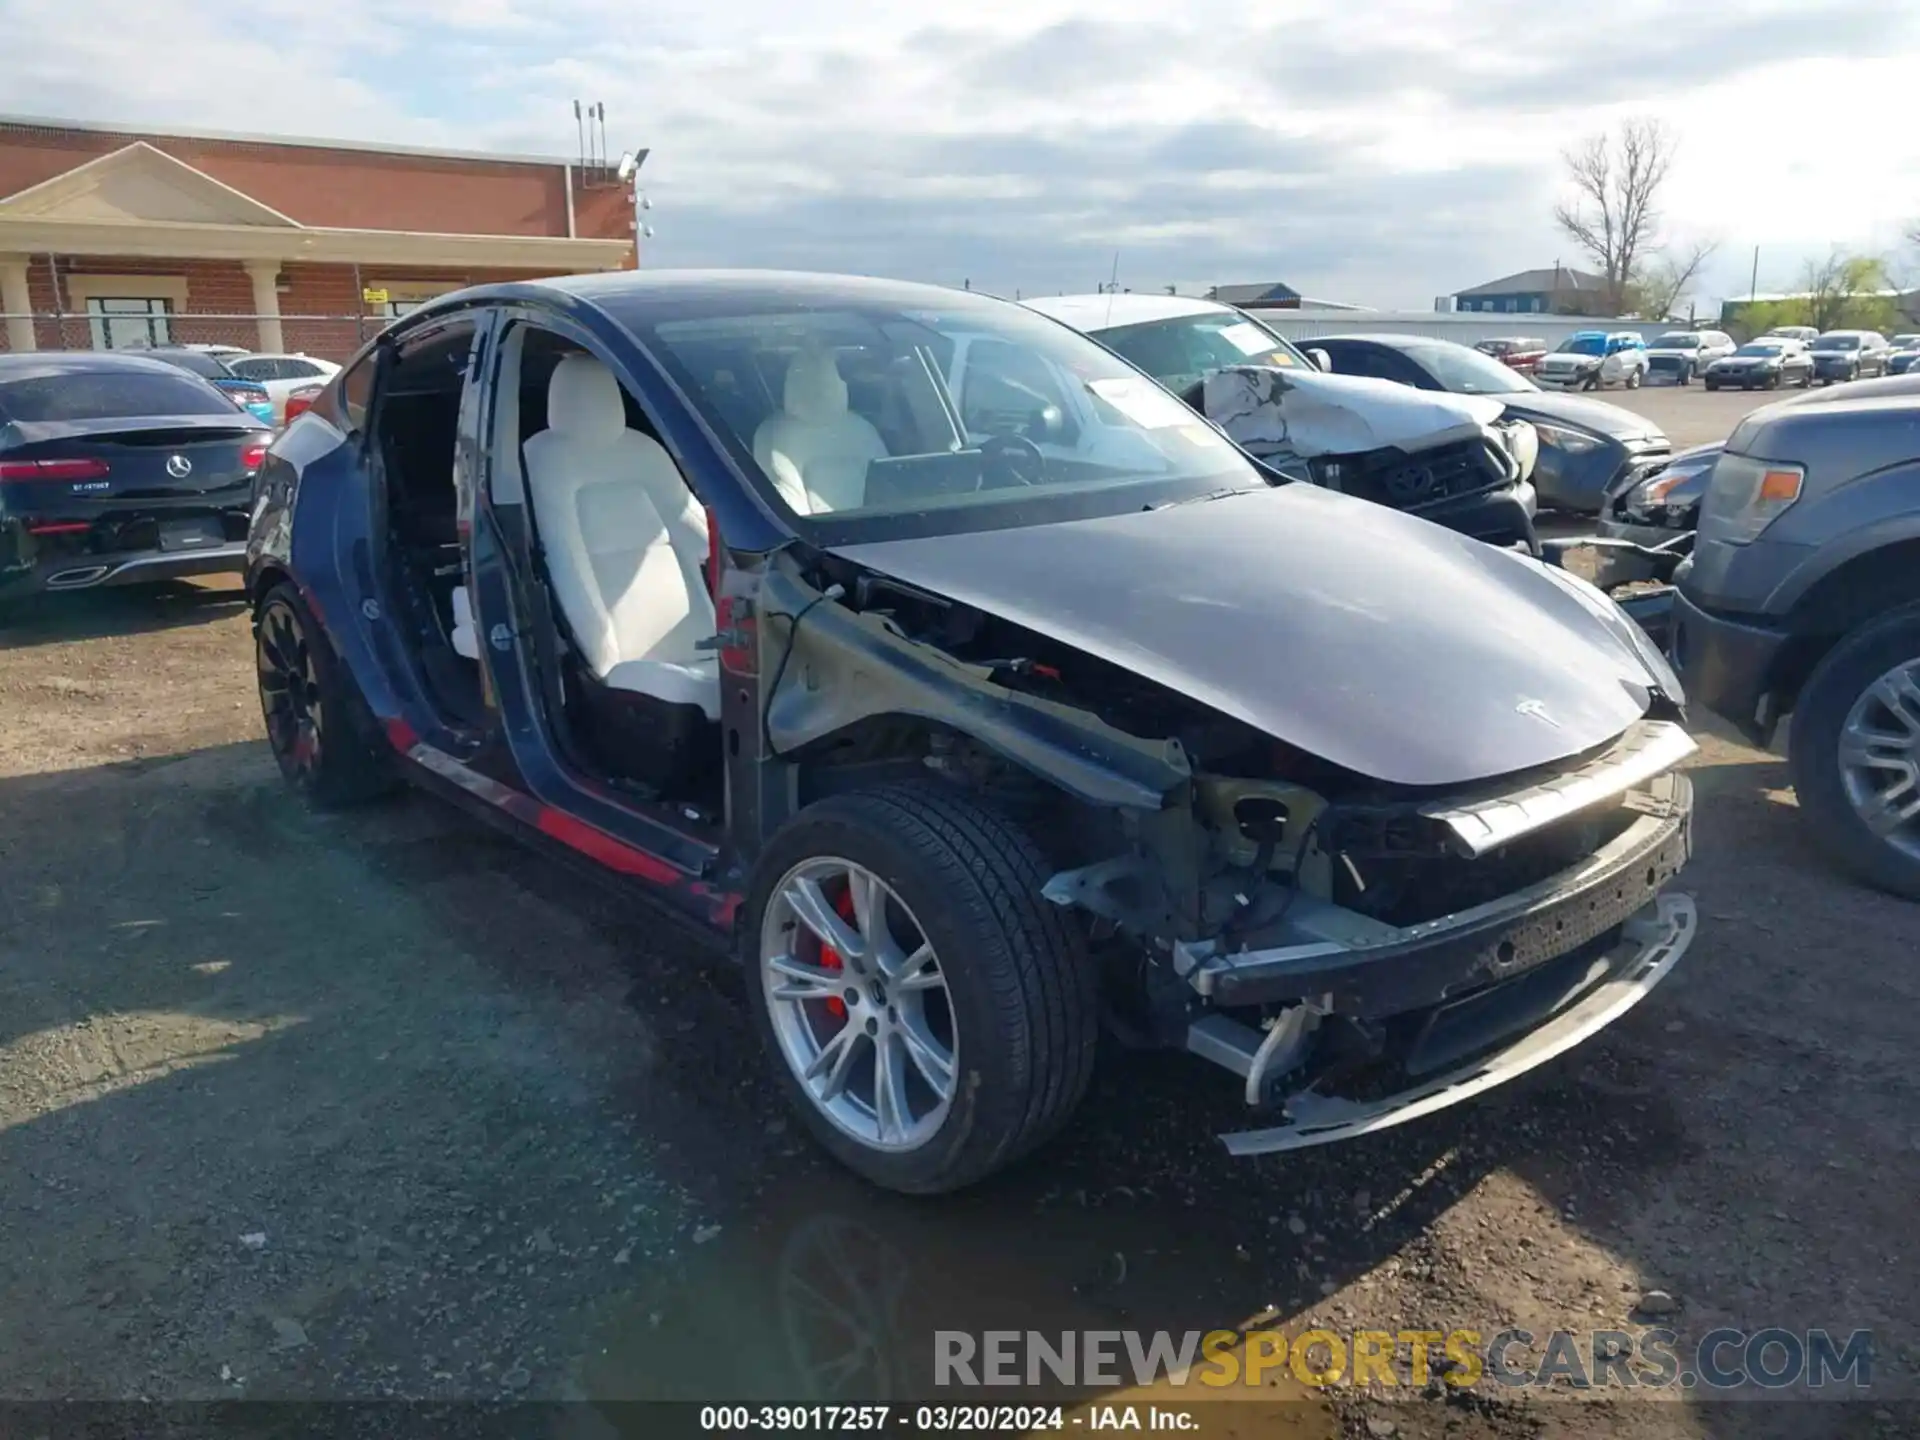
2, 577, 1915, 1439
1595, 383, 1796, 450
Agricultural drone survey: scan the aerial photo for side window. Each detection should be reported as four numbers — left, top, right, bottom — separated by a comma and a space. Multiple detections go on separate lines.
960, 339, 1077, 441
339, 356, 374, 431
1322, 345, 1398, 382
284, 359, 324, 379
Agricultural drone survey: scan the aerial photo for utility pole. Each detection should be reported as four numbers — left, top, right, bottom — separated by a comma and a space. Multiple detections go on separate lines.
1749, 245, 1760, 303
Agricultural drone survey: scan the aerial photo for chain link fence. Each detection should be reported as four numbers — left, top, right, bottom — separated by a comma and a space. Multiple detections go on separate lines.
1, 311, 394, 362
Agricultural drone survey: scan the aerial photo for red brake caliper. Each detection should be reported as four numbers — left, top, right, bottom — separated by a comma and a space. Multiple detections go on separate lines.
816, 884, 857, 1020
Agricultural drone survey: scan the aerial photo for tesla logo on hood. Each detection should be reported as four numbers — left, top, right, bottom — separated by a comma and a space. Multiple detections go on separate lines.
1515, 698, 1561, 728
165, 454, 193, 479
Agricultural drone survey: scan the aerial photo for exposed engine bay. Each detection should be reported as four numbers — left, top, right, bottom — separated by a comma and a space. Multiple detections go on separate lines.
758, 525, 1699, 1155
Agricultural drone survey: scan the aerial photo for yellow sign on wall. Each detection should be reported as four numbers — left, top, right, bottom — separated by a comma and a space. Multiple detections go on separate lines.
361, 288, 390, 305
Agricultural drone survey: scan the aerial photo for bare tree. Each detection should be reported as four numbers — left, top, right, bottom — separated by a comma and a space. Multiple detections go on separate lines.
1800, 249, 1892, 332
1637, 239, 1720, 321
1553, 118, 1678, 314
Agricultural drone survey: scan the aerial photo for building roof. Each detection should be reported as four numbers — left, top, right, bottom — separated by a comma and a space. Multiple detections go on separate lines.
0, 112, 578, 170
1021, 292, 1233, 330
1206, 280, 1302, 305
0, 137, 633, 269
1455, 266, 1607, 298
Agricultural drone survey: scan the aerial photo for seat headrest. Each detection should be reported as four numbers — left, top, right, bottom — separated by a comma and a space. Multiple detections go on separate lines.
546, 354, 627, 443
783, 349, 850, 425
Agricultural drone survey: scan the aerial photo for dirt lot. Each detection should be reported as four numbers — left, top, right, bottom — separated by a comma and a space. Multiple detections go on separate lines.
2, 577, 1916, 1438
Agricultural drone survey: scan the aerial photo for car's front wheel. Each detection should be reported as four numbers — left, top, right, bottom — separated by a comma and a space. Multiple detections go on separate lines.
255, 582, 396, 807
1789, 604, 1920, 901
743, 783, 1098, 1193
1626, 367, 1643, 389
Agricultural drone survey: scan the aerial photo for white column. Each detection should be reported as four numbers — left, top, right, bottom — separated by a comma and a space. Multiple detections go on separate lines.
245, 260, 285, 352
1, 255, 35, 353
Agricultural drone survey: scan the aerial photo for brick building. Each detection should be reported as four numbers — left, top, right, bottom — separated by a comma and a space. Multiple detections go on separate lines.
0, 116, 636, 361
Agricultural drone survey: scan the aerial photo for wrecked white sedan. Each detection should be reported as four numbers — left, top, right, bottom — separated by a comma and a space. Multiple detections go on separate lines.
1027, 292, 1542, 552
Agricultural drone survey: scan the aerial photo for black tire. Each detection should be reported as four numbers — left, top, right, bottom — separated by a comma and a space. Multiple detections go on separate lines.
1787, 604, 1920, 901
1798, 368, 1813, 388
254, 582, 397, 807
1626, 368, 1642, 389
1679, 365, 1692, 387
742, 782, 1098, 1194
1704, 381, 1719, 392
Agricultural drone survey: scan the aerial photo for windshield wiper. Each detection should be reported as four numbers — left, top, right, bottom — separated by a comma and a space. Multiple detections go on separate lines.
1148, 486, 1260, 511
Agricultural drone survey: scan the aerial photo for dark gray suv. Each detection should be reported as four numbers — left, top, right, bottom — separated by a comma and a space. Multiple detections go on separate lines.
1672, 375, 1920, 897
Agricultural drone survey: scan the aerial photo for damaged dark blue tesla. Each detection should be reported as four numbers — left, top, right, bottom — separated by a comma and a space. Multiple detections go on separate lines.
247, 270, 1699, 1193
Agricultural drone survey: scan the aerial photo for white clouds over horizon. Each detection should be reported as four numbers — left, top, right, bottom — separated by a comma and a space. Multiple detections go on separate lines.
1, 0, 1916, 306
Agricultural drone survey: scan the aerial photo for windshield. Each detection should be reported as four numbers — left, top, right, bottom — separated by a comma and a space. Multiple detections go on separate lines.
1091, 311, 1309, 396
1557, 335, 1606, 356
626, 294, 1260, 543
1812, 335, 1859, 351
1733, 343, 1785, 357
1404, 341, 1535, 395
1652, 333, 1700, 349
0, 369, 239, 422
1894, 336, 1920, 348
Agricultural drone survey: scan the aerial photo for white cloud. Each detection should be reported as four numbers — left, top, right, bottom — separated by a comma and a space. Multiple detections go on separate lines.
1, 0, 1916, 306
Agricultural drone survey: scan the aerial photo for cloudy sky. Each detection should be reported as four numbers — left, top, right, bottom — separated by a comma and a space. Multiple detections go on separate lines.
3, 0, 1917, 308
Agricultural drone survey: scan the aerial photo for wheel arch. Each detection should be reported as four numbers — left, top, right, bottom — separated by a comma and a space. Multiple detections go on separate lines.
1768, 534, 1920, 715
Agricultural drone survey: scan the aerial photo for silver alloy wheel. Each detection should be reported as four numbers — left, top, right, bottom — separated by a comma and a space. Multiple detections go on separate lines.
1838, 657, 1920, 860
760, 857, 957, 1153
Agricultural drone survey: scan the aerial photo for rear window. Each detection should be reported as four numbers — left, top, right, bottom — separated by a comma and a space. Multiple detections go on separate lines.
0, 370, 240, 422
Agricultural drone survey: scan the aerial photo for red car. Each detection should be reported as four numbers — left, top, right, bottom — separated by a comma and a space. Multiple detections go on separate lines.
1473, 336, 1548, 375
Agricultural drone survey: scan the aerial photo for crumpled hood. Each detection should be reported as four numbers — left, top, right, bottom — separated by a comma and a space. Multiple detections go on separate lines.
832, 484, 1663, 789
1202, 366, 1504, 458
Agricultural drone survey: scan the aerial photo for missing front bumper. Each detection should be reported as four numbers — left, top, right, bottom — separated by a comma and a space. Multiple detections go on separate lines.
1216, 892, 1696, 1156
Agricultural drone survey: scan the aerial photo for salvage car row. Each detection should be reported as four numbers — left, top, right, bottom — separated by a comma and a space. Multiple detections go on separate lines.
1472, 327, 1920, 390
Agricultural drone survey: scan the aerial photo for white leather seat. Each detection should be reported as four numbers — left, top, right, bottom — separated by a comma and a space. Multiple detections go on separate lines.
751, 348, 888, 513
522, 354, 719, 719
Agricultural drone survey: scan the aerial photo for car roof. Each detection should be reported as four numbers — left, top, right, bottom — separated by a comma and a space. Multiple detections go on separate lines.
1019, 292, 1236, 330
0, 351, 197, 380
539, 268, 983, 311
1306, 332, 1432, 348
400, 269, 1030, 338
1814, 329, 1871, 338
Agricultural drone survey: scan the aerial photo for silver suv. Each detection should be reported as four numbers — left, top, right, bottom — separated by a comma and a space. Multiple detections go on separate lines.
1644, 329, 1735, 386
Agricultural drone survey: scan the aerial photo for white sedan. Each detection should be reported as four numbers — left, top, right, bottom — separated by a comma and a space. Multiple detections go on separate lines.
225, 353, 342, 423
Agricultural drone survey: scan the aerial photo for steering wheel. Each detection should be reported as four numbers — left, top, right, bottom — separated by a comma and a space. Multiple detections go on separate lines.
979, 433, 1046, 488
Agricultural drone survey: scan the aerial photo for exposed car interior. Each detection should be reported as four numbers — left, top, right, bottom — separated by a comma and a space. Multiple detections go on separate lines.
367, 322, 484, 727
492, 328, 724, 806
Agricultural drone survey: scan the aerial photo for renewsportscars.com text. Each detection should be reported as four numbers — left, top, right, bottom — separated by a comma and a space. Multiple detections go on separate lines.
935, 1327, 1873, 1391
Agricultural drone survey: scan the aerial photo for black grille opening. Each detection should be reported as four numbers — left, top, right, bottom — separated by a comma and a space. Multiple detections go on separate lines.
1330, 801, 1642, 929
